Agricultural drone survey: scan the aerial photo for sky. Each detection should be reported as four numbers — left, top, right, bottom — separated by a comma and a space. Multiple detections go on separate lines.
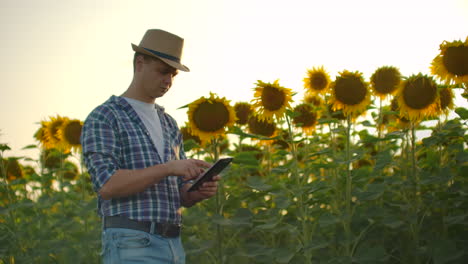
1, 0, 467, 160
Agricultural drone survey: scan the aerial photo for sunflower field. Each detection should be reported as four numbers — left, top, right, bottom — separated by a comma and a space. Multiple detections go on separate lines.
1, 38, 468, 264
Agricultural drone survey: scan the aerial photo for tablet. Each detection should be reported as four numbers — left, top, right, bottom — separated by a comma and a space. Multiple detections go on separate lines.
187, 157, 233, 192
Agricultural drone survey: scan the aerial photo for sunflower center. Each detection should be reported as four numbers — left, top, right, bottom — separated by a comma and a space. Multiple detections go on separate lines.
234, 103, 252, 125
193, 101, 230, 132
64, 121, 82, 145
443, 46, 468, 76
403, 76, 437, 110
334, 76, 367, 105
311, 73, 328, 91
248, 116, 276, 137
439, 88, 452, 109
293, 104, 317, 127
261, 86, 285, 111
372, 69, 400, 94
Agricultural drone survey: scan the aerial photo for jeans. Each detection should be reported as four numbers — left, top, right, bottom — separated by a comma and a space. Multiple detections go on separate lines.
101, 228, 185, 264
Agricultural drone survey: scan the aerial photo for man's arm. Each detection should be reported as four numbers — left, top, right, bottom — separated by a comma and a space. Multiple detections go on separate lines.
99, 159, 211, 200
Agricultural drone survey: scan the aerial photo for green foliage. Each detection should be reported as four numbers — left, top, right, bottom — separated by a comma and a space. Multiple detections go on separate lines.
1, 112, 467, 263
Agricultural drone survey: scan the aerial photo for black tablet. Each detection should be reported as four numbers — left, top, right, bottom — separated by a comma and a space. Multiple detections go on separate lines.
187, 157, 233, 192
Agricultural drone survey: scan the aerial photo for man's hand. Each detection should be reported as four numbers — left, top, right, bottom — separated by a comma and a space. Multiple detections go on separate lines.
165, 159, 211, 180
180, 175, 221, 207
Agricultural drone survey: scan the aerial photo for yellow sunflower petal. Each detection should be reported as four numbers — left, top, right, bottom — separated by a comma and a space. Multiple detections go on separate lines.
396, 73, 439, 122
43, 115, 70, 152
431, 37, 468, 84
370, 66, 402, 99
187, 93, 236, 142
292, 103, 318, 135
330, 70, 371, 117
252, 79, 293, 122
58, 118, 83, 153
303, 66, 331, 94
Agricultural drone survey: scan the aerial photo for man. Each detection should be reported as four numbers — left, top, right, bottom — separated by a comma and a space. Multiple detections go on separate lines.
81, 29, 219, 264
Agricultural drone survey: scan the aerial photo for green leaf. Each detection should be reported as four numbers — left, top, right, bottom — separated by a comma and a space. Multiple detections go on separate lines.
255, 219, 279, 230
246, 176, 272, 191
0, 144, 11, 152
431, 239, 464, 264
273, 195, 291, 209
183, 139, 200, 152
443, 214, 468, 226
230, 208, 253, 227
454, 107, 468, 119
318, 117, 339, 124
354, 245, 388, 263
176, 103, 189, 109
232, 151, 260, 167
274, 247, 298, 263
21, 144, 37, 150
361, 120, 374, 127
212, 214, 232, 226
372, 149, 392, 172
305, 239, 330, 250
382, 218, 404, 229
318, 212, 339, 227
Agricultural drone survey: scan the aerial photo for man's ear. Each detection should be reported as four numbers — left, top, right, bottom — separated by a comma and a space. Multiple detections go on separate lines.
135, 55, 145, 72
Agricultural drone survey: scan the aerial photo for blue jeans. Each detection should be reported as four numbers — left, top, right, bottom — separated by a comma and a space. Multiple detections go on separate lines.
101, 228, 185, 264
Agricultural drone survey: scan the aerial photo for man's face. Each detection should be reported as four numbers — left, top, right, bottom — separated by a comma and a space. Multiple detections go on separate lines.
138, 57, 179, 100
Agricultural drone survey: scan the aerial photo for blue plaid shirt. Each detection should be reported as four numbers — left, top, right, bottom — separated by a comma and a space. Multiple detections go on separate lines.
81, 95, 187, 224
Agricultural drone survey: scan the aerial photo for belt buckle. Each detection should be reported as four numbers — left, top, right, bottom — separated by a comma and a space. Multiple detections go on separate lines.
158, 223, 180, 238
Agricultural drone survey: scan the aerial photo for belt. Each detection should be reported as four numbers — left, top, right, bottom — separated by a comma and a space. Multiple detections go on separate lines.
103, 216, 181, 238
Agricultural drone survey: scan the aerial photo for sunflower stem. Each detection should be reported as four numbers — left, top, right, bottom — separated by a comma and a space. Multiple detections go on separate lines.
286, 114, 312, 262
410, 122, 418, 196
213, 138, 224, 264
344, 115, 353, 259
378, 97, 383, 149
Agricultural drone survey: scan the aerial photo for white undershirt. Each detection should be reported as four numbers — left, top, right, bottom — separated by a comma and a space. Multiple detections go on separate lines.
124, 97, 165, 161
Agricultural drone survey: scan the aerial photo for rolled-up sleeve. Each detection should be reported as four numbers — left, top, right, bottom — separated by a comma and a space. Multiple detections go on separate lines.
81, 107, 121, 192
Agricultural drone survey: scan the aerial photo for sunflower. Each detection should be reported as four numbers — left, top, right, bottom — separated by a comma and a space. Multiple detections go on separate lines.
34, 121, 51, 149
330, 70, 371, 117
327, 103, 346, 120
58, 119, 83, 152
370, 66, 402, 98
272, 129, 290, 150
303, 92, 324, 108
292, 103, 318, 135
353, 159, 374, 169
44, 115, 69, 151
303, 66, 331, 94
252, 80, 293, 121
62, 161, 79, 180
2, 158, 23, 182
389, 97, 411, 130
247, 114, 277, 139
375, 105, 396, 132
431, 37, 468, 84
396, 74, 439, 121
187, 93, 236, 142
234, 102, 253, 125
437, 87, 455, 116
41, 148, 65, 170
180, 123, 202, 145
236, 144, 263, 160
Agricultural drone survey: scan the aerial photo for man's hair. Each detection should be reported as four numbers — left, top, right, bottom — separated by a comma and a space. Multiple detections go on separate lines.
133, 52, 161, 73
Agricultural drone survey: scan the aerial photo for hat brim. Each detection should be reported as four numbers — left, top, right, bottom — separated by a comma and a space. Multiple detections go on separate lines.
132, 44, 190, 72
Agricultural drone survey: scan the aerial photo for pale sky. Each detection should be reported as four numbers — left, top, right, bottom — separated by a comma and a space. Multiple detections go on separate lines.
1, 0, 467, 159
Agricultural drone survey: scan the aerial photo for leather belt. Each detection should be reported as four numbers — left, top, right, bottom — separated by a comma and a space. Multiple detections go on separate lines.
103, 216, 181, 238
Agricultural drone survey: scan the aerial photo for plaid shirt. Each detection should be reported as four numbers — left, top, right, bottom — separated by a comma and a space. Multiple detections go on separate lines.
81, 95, 187, 224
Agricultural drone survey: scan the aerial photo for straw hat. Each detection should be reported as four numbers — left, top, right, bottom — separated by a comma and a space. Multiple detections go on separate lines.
132, 29, 189, 72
